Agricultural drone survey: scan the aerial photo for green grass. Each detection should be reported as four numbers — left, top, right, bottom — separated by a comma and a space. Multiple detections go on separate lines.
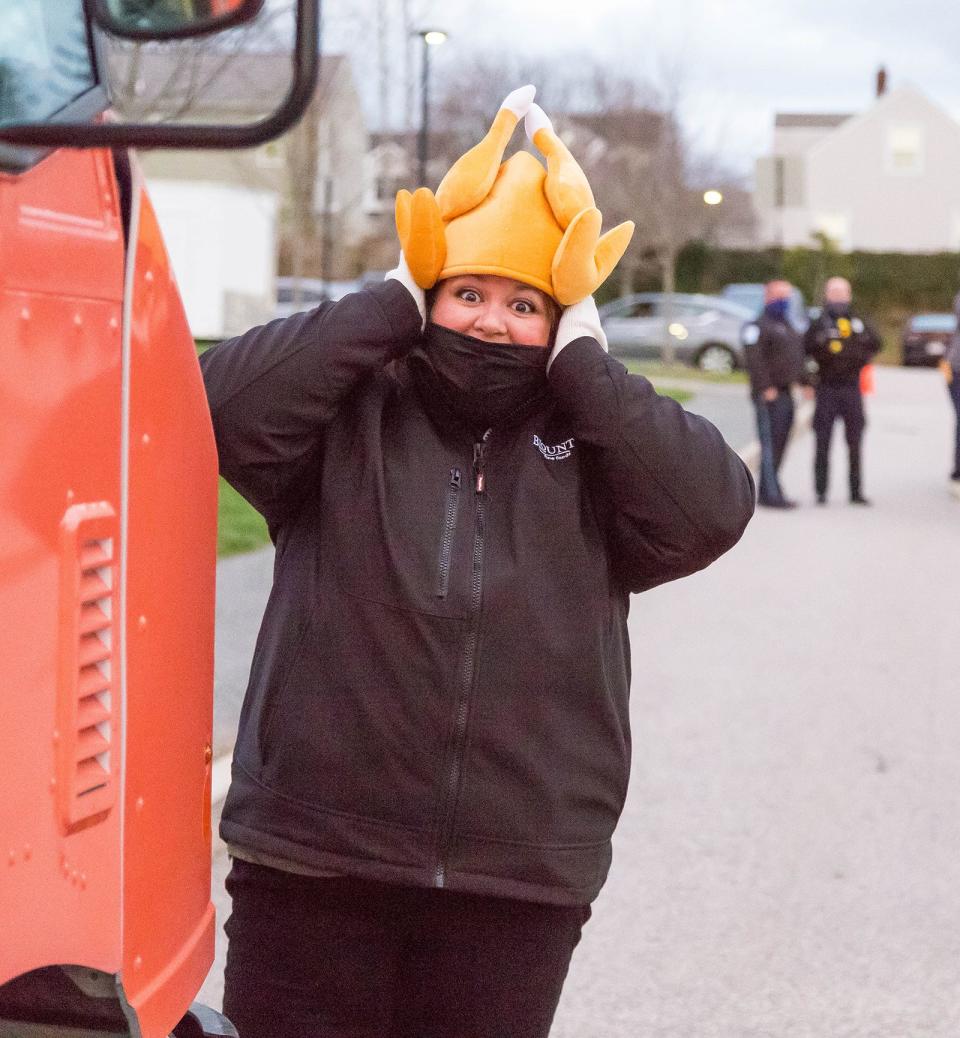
217, 478, 271, 558
198, 341, 270, 557
624, 360, 748, 384
657, 387, 694, 404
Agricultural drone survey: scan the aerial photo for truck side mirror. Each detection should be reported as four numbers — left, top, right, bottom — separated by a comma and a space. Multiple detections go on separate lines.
91, 0, 266, 41
0, 0, 318, 152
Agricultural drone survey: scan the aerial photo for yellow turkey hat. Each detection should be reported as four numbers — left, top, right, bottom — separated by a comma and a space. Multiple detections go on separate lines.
395, 87, 634, 306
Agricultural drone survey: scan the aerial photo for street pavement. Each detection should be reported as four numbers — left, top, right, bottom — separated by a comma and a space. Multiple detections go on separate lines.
661, 377, 759, 458
199, 367, 960, 1035
211, 547, 274, 756
551, 365, 960, 1036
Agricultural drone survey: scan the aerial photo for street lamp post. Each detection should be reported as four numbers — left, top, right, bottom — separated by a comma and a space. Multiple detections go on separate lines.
414, 29, 447, 186
702, 188, 724, 248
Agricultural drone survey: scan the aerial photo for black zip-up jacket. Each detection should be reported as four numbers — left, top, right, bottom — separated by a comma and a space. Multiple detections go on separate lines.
201, 280, 755, 906
742, 312, 808, 396
804, 309, 881, 385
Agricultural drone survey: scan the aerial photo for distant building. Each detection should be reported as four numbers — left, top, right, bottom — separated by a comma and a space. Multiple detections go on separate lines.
119, 48, 366, 334
755, 81, 960, 252
361, 130, 461, 273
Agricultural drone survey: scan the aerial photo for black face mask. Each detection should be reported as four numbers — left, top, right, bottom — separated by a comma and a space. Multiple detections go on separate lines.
826, 302, 851, 319
415, 323, 550, 435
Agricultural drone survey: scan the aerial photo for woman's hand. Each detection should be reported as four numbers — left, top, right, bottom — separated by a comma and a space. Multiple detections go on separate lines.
548, 295, 608, 371
385, 252, 427, 330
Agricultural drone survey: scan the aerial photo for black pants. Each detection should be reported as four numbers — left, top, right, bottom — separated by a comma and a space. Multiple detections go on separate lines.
813, 383, 865, 498
753, 391, 795, 503
222, 860, 590, 1038
948, 377, 960, 480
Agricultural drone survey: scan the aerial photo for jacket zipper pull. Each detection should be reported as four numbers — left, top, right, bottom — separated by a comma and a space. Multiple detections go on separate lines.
450, 467, 462, 490
473, 442, 486, 494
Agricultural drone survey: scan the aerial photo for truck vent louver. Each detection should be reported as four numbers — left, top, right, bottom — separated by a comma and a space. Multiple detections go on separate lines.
58, 503, 118, 832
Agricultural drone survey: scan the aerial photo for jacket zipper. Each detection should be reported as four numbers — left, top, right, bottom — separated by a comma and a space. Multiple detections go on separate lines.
435, 432, 490, 887
436, 467, 461, 598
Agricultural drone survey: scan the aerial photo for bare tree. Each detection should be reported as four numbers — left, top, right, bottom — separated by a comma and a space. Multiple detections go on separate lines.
431, 53, 745, 362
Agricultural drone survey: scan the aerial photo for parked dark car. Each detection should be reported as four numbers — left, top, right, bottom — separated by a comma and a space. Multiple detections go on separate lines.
901, 313, 957, 366
599, 292, 754, 373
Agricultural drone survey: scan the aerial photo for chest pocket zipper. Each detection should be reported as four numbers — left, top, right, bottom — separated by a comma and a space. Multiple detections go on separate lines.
436, 467, 461, 598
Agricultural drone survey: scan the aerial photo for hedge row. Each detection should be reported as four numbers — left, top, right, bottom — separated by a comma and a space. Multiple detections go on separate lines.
677, 243, 960, 315
598, 244, 960, 317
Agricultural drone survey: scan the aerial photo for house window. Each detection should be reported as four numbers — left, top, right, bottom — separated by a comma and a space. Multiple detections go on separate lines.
774, 157, 786, 208
319, 176, 335, 211
375, 176, 403, 202
885, 125, 924, 175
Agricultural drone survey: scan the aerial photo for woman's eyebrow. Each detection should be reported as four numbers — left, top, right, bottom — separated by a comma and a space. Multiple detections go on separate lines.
512, 283, 546, 303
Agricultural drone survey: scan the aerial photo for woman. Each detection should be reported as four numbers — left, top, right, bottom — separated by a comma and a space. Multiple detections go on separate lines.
201, 88, 755, 1037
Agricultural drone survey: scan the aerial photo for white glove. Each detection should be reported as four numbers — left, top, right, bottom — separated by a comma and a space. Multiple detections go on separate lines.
385, 252, 426, 330
548, 295, 608, 371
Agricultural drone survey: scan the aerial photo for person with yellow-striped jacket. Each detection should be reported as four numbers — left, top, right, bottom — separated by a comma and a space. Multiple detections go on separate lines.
804, 277, 881, 505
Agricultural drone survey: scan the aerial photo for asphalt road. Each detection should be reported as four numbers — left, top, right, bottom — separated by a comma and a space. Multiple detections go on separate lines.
551, 366, 960, 1036
200, 367, 960, 1034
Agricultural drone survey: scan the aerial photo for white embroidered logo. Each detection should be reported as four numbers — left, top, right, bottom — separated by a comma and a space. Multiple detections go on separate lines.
533, 435, 574, 461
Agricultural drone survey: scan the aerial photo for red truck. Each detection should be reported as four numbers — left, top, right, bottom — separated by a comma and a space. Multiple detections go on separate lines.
0, 2, 317, 1034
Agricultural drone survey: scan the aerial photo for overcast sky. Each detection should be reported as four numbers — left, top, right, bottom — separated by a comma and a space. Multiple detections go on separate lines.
325, 0, 960, 180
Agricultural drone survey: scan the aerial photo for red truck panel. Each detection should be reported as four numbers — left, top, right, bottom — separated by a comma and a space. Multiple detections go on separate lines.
0, 146, 218, 1038
0, 147, 125, 982
119, 170, 218, 1038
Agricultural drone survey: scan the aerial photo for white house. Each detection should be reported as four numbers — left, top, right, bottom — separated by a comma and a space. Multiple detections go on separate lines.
127, 50, 367, 336
755, 82, 960, 252
146, 180, 277, 341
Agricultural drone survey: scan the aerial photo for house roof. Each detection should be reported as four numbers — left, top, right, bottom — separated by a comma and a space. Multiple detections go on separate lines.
805, 82, 960, 161
564, 109, 663, 149
369, 129, 462, 152
774, 113, 854, 128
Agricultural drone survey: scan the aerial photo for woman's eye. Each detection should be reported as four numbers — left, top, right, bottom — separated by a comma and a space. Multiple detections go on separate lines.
513, 300, 535, 314
457, 289, 481, 303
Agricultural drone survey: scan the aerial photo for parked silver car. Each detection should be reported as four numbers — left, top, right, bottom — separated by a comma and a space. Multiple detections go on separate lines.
273, 276, 361, 320
599, 293, 754, 373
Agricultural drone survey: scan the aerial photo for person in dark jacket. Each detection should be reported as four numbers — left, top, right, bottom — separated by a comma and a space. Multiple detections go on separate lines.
741, 279, 811, 508
804, 276, 881, 505
201, 89, 755, 1038
942, 291, 960, 499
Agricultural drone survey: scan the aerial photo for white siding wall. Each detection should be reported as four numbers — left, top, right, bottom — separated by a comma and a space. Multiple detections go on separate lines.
756, 87, 960, 252
146, 181, 277, 339
806, 90, 960, 252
